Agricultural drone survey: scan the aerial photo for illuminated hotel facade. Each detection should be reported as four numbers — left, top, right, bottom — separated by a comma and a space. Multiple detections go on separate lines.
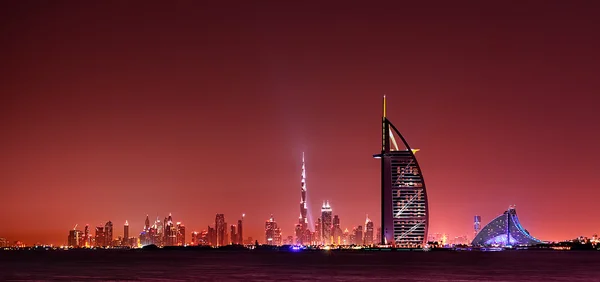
471, 206, 543, 247
374, 96, 429, 247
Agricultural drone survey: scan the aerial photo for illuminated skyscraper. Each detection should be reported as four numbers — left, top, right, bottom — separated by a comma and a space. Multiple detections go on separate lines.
176, 222, 185, 246
84, 224, 91, 247
145, 215, 150, 231
163, 214, 177, 246
474, 215, 481, 237
332, 215, 342, 245
68, 229, 83, 247
354, 225, 364, 245
314, 218, 322, 245
364, 216, 374, 245
124, 220, 129, 243
95, 226, 105, 247
207, 226, 216, 246
373, 96, 429, 247
230, 224, 237, 245
237, 217, 243, 245
321, 201, 332, 245
265, 214, 280, 246
191, 231, 199, 245
295, 152, 310, 245
104, 221, 113, 247
215, 214, 226, 247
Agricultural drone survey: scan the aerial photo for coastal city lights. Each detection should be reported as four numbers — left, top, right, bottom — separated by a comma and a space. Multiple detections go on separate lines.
1, 100, 597, 252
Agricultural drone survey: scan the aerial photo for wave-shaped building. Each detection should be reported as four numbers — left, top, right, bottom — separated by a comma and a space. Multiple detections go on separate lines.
373, 96, 429, 247
472, 206, 544, 247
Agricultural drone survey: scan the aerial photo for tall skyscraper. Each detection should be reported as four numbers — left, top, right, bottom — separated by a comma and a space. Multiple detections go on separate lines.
364, 216, 374, 245
124, 220, 129, 242
95, 226, 105, 247
265, 214, 281, 246
373, 96, 429, 247
145, 215, 150, 231
163, 214, 177, 246
314, 218, 322, 245
230, 224, 237, 245
191, 231, 199, 245
474, 215, 481, 237
207, 226, 216, 246
332, 215, 342, 245
215, 214, 226, 247
176, 222, 185, 246
296, 152, 310, 245
321, 201, 332, 245
104, 221, 113, 247
237, 216, 243, 245
354, 225, 364, 245
84, 224, 91, 247
68, 229, 83, 247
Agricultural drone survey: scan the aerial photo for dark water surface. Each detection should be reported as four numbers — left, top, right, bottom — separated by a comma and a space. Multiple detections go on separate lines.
1, 250, 599, 281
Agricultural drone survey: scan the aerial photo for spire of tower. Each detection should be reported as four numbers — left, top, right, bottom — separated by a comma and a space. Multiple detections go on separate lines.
383, 95, 387, 119
301, 152, 306, 191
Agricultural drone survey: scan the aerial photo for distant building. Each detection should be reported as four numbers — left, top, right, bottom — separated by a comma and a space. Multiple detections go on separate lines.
332, 215, 343, 245
354, 226, 364, 245
84, 225, 91, 247
0, 238, 7, 248
452, 235, 469, 246
177, 222, 185, 246
206, 226, 216, 246
95, 226, 105, 247
314, 218, 322, 245
342, 228, 350, 245
215, 214, 226, 247
237, 219, 243, 245
104, 221, 113, 247
123, 221, 129, 243
474, 215, 481, 237
191, 231, 199, 245
284, 235, 294, 245
321, 201, 332, 245
230, 225, 237, 245
364, 216, 374, 245
297, 153, 310, 245
68, 229, 84, 247
265, 214, 281, 246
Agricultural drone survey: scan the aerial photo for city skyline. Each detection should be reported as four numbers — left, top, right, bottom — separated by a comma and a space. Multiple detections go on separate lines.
2, 2, 600, 245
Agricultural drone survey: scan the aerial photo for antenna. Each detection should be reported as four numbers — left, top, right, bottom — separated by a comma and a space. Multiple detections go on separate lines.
383, 95, 387, 119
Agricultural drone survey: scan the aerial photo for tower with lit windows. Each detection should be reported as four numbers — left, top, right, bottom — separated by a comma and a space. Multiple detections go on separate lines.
321, 201, 333, 245
373, 96, 429, 247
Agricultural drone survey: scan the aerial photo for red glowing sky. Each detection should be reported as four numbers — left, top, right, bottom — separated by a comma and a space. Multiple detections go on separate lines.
1, 2, 599, 245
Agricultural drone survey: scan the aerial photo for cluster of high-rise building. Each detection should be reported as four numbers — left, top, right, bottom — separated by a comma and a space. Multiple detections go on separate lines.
66, 212, 247, 248
67, 221, 135, 248
59, 98, 432, 249
269, 153, 378, 247
199, 213, 246, 246
139, 214, 186, 247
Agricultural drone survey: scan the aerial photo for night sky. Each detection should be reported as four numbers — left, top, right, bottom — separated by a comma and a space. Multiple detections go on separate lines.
2, 1, 599, 245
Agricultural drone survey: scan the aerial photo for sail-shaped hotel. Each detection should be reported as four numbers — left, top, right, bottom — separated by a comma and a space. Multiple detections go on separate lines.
374, 96, 429, 247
